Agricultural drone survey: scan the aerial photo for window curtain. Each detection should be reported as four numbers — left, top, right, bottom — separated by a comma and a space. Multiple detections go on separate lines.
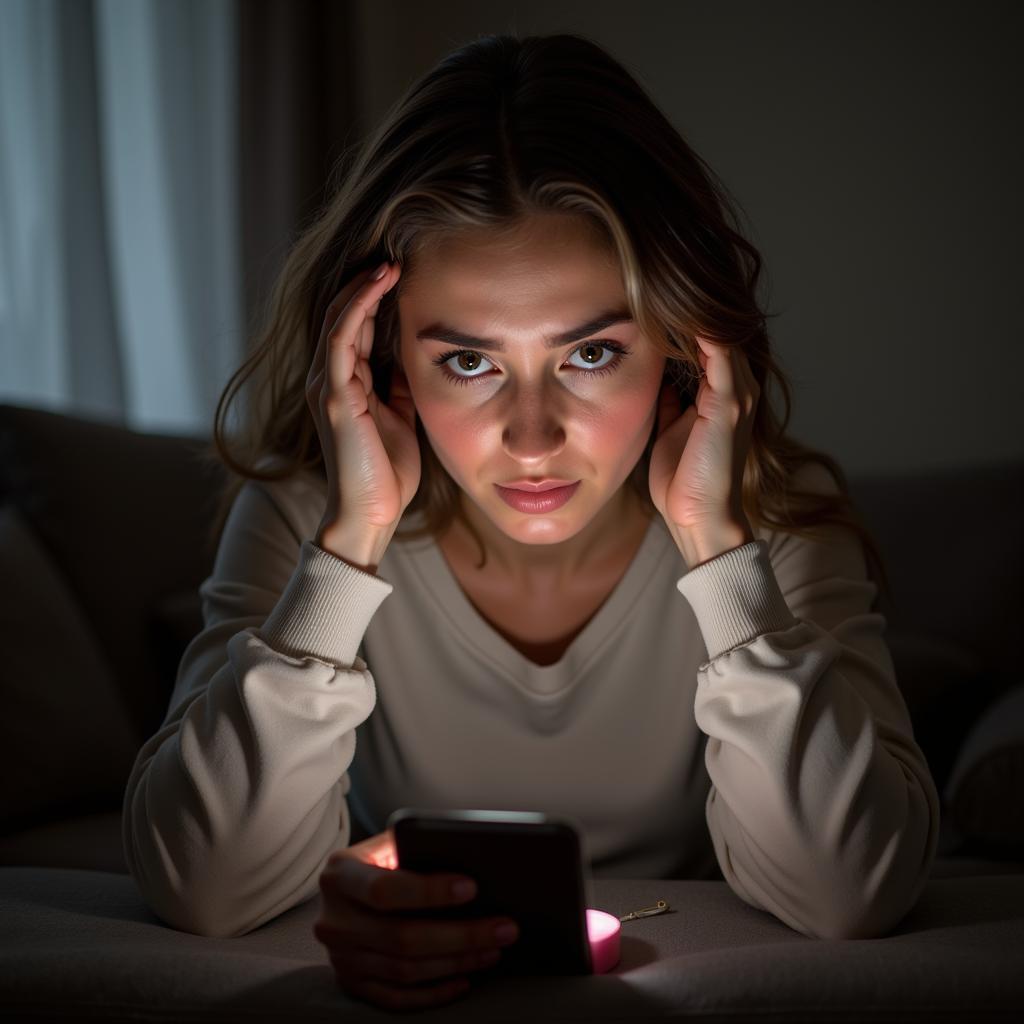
0, 0, 243, 435
1, 0, 366, 437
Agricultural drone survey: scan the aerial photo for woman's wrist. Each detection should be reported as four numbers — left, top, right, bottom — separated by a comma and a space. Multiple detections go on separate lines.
314, 520, 395, 576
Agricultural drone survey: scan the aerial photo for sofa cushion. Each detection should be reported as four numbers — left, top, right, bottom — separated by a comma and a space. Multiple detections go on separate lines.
945, 681, 1024, 858
0, 402, 227, 741
0, 505, 139, 837
1, 870, 1022, 1022
884, 630, 1003, 796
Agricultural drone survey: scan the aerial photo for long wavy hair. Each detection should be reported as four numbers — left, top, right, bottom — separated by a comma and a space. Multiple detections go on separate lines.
201, 31, 894, 609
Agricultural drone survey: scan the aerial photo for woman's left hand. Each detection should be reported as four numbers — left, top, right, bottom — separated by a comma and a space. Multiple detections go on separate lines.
648, 335, 759, 565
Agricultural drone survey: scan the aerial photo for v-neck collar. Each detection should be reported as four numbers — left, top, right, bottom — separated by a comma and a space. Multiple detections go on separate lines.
396, 509, 671, 694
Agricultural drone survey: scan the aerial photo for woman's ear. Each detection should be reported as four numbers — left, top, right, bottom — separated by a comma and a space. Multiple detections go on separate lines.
663, 358, 693, 409
388, 359, 418, 428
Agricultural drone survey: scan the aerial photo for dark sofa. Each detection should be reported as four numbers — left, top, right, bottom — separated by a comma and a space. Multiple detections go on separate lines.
1, 401, 1022, 1022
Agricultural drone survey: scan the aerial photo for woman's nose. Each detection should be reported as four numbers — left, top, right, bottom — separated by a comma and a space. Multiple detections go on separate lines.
501, 403, 568, 461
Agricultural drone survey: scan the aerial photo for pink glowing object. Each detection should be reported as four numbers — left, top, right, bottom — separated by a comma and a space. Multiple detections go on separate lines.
586, 908, 621, 973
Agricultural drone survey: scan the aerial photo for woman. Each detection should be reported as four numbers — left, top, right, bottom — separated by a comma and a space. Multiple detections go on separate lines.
122, 32, 940, 1011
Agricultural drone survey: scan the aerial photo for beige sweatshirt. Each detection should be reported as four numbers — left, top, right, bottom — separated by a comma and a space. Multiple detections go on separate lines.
122, 460, 940, 941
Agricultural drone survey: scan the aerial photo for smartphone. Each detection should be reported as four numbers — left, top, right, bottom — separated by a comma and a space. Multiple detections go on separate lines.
387, 807, 594, 975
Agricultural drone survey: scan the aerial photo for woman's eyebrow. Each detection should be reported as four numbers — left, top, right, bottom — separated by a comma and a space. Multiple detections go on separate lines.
414, 309, 634, 352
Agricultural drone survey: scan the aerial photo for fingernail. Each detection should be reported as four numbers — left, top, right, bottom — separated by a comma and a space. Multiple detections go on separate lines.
451, 879, 477, 901
372, 261, 388, 281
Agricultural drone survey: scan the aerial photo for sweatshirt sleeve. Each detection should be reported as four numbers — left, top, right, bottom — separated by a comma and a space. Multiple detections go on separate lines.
122, 478, 394, 938
675, 468, 941, 940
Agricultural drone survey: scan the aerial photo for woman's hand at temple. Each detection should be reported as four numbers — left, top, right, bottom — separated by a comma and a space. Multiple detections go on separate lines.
313, 829, 520, 1012
306, 260, 421, 547
648, 335, 759, 566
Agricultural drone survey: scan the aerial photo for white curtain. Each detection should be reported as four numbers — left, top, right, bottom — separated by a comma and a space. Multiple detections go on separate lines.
0, 0, 243, 436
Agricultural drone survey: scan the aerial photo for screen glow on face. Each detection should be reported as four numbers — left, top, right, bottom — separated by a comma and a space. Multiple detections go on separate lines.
394, 214, 667, 545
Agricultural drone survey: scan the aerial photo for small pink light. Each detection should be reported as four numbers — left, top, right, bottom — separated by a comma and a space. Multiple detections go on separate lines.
585, 908, 621, 973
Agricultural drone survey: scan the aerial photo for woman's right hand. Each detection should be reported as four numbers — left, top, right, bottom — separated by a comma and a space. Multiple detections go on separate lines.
313, 832, 520, 1012
305, 261, 420, 538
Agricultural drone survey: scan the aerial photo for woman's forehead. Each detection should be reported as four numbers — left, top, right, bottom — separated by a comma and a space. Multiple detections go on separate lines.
400, 264, 629, 335
402, 234, 622, 307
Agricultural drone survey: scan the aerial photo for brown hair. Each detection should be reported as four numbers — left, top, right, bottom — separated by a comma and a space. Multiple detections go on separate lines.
200, 32, 893, 609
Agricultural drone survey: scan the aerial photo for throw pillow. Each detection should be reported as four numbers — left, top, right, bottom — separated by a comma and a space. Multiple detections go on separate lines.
944, 681, 1024, 858
0, 504, 141, 835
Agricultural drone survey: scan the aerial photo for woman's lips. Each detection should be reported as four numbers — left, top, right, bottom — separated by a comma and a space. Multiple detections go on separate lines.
494, 481, 581, 514
500, 479, 577, 492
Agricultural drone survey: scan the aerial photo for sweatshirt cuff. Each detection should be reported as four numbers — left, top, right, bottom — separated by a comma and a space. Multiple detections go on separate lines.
259, 539, 394, 668
675, 538, 798, 663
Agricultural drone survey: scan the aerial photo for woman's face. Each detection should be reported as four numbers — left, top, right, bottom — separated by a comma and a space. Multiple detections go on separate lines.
396, 214, 667, 545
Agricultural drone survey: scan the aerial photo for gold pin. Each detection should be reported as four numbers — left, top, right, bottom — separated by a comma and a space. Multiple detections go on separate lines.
618, 899, 669, 922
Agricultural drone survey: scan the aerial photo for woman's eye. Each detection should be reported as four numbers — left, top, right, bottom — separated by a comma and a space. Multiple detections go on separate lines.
566, 343, 625, 374
431, 341, 630, 387
433, 349, 495, 384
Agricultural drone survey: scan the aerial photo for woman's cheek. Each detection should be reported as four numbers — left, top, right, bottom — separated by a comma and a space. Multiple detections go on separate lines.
597, 393, 659, 467
409, 391, 481, 478
409, 369, 660, 475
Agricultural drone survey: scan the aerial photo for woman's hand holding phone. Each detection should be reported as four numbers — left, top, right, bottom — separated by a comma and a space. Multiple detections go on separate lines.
313, 832, 521, 1011
305, 260, 420, 568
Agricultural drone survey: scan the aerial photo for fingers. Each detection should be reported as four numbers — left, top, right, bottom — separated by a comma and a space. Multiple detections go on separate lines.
735, 347, 760, 404
314, 850, 522, 1012
694, 335, 731, 395
342, 828, 398, 869
317, 860, 519, 957
325, 266, 398, 403
314, 898, 512, 1011
305, 262, 399, 407
356, 262, 400, 365
326, 855, 466, 913
319, 887, 508, 959
307, 277, 365, 400
357, 264, 399, 364
693, 335, 759, 416
724, 342, 759, 418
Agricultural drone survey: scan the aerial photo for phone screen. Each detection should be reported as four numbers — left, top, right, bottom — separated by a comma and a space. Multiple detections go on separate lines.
388, 807, 594, 975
